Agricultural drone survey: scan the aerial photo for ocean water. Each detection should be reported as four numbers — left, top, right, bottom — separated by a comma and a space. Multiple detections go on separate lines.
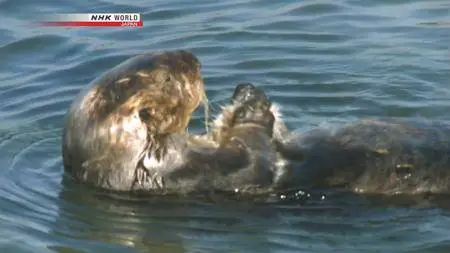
0, 0, 449, 252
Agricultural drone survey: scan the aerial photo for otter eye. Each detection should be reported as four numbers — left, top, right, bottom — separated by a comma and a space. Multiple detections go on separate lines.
139, 109, 151, 122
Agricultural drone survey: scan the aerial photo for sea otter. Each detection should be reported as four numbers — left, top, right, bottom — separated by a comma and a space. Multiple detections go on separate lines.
62, 50, 283, 194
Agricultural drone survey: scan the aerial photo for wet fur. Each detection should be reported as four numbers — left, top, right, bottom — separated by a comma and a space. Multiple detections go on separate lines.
229, 85, 450, 196
271, 111, 450, 195
62, 52, 282, 194
133, 100, 282, 195
62, 50, 206, 191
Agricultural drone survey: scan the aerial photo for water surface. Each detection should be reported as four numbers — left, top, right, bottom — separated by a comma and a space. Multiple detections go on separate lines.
0, 0, 449, 252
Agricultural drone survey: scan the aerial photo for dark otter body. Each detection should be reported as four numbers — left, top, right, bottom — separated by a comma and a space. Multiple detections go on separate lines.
274, 118, 450, 195
216, 83, 450, 196
62, 51, 281, 194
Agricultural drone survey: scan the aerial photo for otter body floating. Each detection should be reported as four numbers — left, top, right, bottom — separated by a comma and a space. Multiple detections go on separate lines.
62, 51, 285, 194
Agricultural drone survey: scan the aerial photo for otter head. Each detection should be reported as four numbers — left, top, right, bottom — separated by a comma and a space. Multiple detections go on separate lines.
125, 50, 205, 134
95, 50, 205, 158
62, 50, 207, 190
81, 50, 204, 134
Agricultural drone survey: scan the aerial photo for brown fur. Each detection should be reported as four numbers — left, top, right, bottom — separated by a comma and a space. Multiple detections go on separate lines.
62, 50, 206, 191
62, 51, 283, 194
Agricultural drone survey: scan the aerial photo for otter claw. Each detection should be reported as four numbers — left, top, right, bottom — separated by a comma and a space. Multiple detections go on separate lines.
232, 83, 257, 104
135, 166, 165, 189
135, 166, 150, 187
233, 99, 274, 130
232, 83, 269, 105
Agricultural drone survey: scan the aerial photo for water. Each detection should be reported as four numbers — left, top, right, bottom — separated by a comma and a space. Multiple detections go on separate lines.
0, 0, 449, 252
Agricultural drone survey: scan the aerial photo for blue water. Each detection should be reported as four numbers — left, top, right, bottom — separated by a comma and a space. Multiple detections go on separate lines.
0, 0, 449, 252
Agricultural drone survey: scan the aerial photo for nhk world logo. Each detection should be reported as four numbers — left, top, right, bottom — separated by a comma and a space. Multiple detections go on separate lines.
39, 13, 143, 27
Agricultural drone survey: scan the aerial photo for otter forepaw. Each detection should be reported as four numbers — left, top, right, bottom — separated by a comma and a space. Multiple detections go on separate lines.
231, 83, 259, 104
232, 95, 275, 135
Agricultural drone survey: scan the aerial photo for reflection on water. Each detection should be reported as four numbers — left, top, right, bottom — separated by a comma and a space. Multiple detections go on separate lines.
0, 0, 449, 252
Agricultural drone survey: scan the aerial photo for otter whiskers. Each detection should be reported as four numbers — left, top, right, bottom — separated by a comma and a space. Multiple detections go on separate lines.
203, 93, 210, 133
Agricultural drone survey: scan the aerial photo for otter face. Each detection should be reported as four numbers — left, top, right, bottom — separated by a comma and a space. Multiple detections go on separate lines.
63, 50, 207, 191
82, 50, 204, 136
126, 50, 205, 135
146, 50, 205, 115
